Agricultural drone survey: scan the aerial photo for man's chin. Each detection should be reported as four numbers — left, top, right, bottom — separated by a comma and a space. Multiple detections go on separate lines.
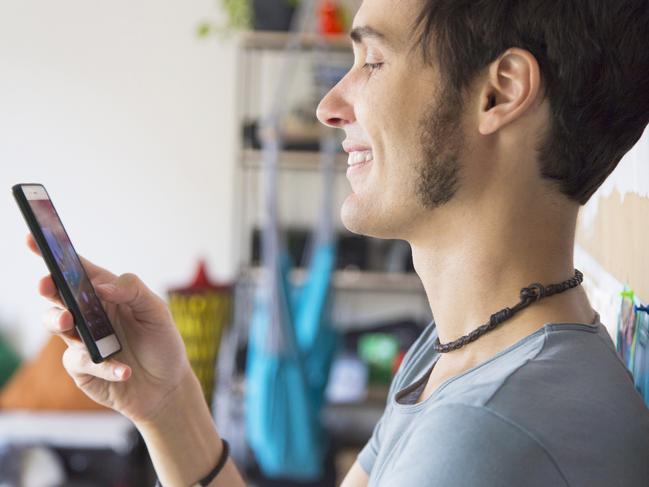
340, 194, 370, 236
340, 194, 396, 239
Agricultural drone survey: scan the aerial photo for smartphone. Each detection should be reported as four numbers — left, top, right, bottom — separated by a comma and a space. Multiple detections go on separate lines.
13, 183, 121, 363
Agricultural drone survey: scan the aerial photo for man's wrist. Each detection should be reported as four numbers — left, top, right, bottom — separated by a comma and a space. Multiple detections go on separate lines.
136, 367, 203, 431
135, 370, 223, 487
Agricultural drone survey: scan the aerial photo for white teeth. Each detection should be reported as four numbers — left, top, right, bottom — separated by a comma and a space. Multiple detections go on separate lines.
348, 150, 373, 166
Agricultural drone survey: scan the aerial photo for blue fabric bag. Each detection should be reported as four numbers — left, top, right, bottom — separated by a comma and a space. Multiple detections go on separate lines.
245, 128, 338, 479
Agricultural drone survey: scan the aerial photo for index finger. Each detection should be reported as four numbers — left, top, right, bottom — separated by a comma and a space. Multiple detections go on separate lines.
26, 233, 117, 282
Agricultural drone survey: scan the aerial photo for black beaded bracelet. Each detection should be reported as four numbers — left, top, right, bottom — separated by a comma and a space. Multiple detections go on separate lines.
156, 439, 230, 487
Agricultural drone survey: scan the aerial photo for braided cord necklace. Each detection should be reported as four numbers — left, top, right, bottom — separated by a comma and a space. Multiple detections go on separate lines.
433, 269, 584, 353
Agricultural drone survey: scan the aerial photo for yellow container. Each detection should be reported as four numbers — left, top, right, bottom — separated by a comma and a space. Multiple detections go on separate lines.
168, 262, 232, 406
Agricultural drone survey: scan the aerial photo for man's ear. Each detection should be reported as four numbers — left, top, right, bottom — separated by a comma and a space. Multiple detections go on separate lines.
478, 48, 542, 135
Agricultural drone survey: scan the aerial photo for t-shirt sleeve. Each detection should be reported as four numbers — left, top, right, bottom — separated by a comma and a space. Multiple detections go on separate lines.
385, 404, 569, 487
357, 407, 387, 474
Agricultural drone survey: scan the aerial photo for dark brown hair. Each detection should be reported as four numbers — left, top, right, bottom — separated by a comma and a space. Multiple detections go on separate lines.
416, 0, 649, 204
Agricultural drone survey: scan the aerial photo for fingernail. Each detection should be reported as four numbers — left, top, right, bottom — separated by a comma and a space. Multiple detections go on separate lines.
114, 366, 125, 379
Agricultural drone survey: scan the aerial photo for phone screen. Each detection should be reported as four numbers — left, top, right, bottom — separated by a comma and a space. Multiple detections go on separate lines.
25, 188, 115, 342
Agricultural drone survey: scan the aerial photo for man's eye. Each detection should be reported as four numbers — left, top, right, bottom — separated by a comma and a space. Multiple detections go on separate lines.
362, 62, 384, 72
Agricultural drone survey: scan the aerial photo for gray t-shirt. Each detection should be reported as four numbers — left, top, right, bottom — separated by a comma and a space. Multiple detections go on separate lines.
358, 320, 649, 486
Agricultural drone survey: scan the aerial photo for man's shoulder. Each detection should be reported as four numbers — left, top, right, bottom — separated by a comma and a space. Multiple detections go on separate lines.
485, 322, 645, 415
374, 323, 649, 485
423, 324, 649, 487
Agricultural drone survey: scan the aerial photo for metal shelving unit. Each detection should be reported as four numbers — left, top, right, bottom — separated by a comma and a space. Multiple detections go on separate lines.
242, 266, 425, 294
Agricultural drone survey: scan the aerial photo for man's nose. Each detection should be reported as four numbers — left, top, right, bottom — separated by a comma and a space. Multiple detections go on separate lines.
316, 79, 355, 128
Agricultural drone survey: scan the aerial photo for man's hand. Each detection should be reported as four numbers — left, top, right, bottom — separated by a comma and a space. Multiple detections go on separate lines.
28, 234, 192, 424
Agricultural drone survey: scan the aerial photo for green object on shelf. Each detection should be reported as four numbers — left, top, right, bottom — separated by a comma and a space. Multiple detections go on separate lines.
358, 333, 399, 385
0, 333, 21, 389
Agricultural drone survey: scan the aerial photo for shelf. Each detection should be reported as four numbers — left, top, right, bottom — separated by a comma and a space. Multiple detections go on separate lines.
241, 148, 349, 172
241, 267, 425, 293
239, 30, 351, 52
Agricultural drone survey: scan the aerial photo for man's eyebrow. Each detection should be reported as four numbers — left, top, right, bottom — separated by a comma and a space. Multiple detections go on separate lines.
350, 25, 389, 45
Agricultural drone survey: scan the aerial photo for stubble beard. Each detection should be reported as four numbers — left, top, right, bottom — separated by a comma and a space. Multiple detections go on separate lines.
416, 84, 465, 210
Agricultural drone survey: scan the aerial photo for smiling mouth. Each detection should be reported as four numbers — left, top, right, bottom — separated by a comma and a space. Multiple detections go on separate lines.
347, 150, 374, 167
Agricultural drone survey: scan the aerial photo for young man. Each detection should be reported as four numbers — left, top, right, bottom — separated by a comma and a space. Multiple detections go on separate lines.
30, 0, 649, 485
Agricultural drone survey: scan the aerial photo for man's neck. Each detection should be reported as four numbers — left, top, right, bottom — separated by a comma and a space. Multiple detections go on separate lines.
409, 193, 595, 364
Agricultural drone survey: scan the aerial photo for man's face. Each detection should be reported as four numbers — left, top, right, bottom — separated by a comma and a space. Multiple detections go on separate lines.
316, 0, 467, 240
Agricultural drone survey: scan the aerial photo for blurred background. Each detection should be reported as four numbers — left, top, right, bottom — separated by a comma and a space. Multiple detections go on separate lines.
0, 0, 647, 486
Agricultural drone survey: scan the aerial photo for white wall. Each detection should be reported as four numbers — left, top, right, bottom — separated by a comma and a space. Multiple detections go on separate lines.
0, 0, 239, 357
